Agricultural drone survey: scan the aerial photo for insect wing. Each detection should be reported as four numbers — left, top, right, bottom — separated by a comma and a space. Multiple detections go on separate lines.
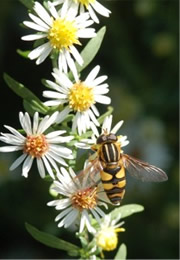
74, 159, 102, 188
122, 154, 168, 182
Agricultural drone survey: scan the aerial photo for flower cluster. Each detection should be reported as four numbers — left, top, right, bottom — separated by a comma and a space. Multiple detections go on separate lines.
0, 0, 131, 258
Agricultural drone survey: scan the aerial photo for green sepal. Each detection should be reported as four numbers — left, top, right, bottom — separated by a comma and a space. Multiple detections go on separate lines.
4, 73, 49, 115
110, 204, 144, 220
25, 223, 80, 257
19, 0, 34, 10
17, 49, 30, 59
115, 243, 127, 260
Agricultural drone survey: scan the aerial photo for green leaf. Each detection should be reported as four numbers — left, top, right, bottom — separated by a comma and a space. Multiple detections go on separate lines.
19, 0, 34, 9
115, 243, 127, 260
4, 73, 48, 114
69, 26, 106, 79
25, 223, 80, 256
23, 99, 48, 115
98, 106, 114, 124
110, 204, 144, 220
17, 49, 30, 59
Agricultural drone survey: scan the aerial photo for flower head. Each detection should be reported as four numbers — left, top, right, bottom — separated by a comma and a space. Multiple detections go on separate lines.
76, 115, 129, 150
21, 1, 96, 79
96, 214, 125, 251
43, 65, 111, 135
47, 165, 108, 233
53, 0, 111, 23
0, 112, 73, 179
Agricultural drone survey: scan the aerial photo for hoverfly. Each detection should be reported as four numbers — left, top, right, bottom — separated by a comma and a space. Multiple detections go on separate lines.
82, 131, 168, 206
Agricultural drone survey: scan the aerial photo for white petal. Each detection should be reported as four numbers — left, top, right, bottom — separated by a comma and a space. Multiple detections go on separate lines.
102, 115, 112, 133
36, 44, 52, 64
28, 42, 52, 60
42, 156, 55, 179
64, 209, 79, 228
43, 90, 67, 99
22, 155, 34, 178
94, 94, 111, 104
21, 34, 47, 41
92, 75, 108, 86
34, 1, 53, 26
29, 13, 50, 29
111, 120, 124, 134
4, 125, 25, 140
85, 65, 100, 83
45, 130, 66, 138
65, 51, 78, 82
77, 28, 96, 38
92, 1, 111, 17
23, 21, 48, 32
36, 158, 46, 178
87, 4, 99, 24
55, 207, 72, 222
55, 106, 71, 124
69, 45, 83, 66
0, 146, 23, 152
9, 153, 27, 171
33, 112, 39, 134
47, 1, 59, 19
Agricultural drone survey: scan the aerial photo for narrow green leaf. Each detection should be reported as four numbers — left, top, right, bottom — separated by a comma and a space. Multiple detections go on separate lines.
78, 26, 106, 73
19, 0, 34, 9
115, 243, 127, 260
98, 106, 113, 124
25, 223, 80, 256
23, 99, 48, 115
4, 73, 48, 114
110, 204, 144, 220
17, 49, 30, 59
69, 26, 106, 79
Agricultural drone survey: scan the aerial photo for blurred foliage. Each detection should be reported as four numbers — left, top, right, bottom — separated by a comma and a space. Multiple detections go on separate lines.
0, 0, 179, 259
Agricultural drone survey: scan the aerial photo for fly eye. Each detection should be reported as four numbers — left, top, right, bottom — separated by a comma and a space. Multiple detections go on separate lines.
97, 135, 107, 144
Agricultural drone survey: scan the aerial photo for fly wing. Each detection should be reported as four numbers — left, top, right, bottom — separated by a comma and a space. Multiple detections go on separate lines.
74, 158, 103, 187
122, 154, 168, 182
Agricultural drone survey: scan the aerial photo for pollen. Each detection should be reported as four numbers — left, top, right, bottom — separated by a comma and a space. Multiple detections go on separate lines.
73, 0, 95, 8
71, 186, 97, 211
68, 82, 95, 112
24, 134, 49, 158
48, 18, 80, 50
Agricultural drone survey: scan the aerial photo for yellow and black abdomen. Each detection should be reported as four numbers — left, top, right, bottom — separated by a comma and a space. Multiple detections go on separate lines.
100, 164, 126, 205
99, 142, 126, 205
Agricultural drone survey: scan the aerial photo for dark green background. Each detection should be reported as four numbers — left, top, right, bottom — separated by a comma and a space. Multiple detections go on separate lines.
0, 0, 179, 259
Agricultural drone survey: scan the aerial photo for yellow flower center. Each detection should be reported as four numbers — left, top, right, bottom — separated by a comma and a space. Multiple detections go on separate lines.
96, 227, 125, 251
71, 186, 97, 211
73, 0, 95, 8
68, 82, 95, 112
48, 18, 80, 50
24, 134, 49, 158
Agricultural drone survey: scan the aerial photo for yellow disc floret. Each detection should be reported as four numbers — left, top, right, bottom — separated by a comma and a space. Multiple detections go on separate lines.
68, 82, 95, 112
96, 227, 125, 251
24, 134, 49, 158
73, 0, 95, 8
48, 18, 80, 50
71, 187, 97, 211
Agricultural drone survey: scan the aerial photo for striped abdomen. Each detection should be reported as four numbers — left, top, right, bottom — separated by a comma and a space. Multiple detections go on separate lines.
100, 164, 126, 205
99, 142, 126, 205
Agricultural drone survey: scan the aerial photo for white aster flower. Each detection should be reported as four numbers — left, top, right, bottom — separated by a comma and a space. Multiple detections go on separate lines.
47, 165, 108, 233
21, 1, 96, 79
0, 112, 73, 179
43, 65, 111, 135
53, 0, 111, 24
76, 115, 129, 150
96, 214, 125, 251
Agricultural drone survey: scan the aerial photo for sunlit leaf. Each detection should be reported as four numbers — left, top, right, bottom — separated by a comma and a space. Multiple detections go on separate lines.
110, 204, 144, 220
115, 243, 127, 260
25, 223, 80, 257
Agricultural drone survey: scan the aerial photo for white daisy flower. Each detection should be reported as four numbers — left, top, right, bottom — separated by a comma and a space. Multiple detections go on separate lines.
47, 165, 109, 233
0, 112, 73, 179
96, 214, 125, 251
76, 115, 129, 150
53, 0, 111, 24
43, 65, 111, 135
21, 1, 96, 79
